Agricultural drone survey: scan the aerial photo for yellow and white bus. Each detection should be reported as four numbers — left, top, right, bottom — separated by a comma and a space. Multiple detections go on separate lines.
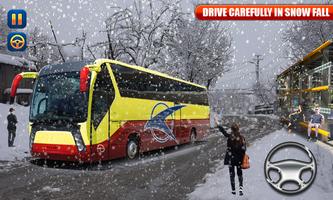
11, 59, 210, 162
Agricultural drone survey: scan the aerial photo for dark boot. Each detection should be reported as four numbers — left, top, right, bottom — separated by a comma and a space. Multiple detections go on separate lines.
239, 186, 243, 196
237, 168, 243, 196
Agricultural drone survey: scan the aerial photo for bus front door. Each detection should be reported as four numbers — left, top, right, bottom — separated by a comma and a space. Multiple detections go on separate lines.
90, 63, 115, 161
91, 91, 112, 161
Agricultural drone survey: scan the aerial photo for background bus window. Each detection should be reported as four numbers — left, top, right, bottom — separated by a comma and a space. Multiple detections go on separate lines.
301, 74, 309, 89
301, 92, 311, 110
330, 67, 333, 86
311, 72, 322, 88
292, 95, 299, 110
321, 91, 329, 107
284, 95, 291, 111
313, 92, 321, 106
291, 72, 300, 90
322, 68, 329, 85
277, 78, 287, 93
330, 89, 333, 104
285, 75, 291, 90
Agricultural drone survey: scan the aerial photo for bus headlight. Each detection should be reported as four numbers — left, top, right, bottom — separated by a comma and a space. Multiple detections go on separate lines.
29, 132, 36, 150
73, 131, 86, 152
76, 138, 85, 152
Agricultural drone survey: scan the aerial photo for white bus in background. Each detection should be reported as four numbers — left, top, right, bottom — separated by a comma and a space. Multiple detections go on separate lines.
4, 88, 32, 106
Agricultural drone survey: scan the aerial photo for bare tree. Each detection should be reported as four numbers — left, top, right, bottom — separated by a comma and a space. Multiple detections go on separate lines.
159, 18, 232, 89
282, 21, 333, 61
49, 20, 66, 62
28, 26, 89, 69
88, 0, 232, 89
0, 6, 10, 53
27, 27, 62, 70
282, 1, 333, 61
92, 0, 182, 68
255, 79, 277, 105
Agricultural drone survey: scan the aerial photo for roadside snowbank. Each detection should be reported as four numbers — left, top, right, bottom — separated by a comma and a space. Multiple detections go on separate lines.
189, 129, 333, 200
0, 103, 29, 161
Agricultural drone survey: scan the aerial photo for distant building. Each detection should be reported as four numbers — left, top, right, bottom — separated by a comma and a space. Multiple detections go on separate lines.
209, 89, 257, 115
0, 53, 36, 105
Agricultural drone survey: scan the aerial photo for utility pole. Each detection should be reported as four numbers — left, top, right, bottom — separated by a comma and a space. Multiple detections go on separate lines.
253, 55, 263, 87
249, 54, 263, 89
249, 55, 264, 103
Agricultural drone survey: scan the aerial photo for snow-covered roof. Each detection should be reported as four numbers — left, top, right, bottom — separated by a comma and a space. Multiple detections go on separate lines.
0, 53, 37, 71
3, 88, 33, 94
63, 46, 82, 58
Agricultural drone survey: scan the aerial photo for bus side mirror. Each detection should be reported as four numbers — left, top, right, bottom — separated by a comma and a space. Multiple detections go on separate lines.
80, 66, 90, 92
10, 72, 38, 104
10, 74, 23, 104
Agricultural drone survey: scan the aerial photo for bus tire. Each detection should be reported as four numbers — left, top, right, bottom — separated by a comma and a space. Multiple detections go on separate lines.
127, 138, 139, 159
190, 129, 196, 144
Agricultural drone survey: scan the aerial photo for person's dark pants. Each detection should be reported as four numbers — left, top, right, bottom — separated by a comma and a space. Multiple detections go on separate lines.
8, 129, 16, 147
288, 122, 298, 131
229, 165, 243, 191
329, 123, 333, 139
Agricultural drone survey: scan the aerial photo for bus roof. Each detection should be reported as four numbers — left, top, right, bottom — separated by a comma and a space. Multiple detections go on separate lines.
277, 40, 333, 79
94, 59, 207, 90
39, 61, 93, 76
38, 59, 207, 90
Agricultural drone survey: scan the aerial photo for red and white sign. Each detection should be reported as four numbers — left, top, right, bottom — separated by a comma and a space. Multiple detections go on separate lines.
97, 144, 105, 154
195, 5, 333, 20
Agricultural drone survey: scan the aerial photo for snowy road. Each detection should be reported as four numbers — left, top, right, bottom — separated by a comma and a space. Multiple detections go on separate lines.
0, 115, 281, 200
189, 129, 333, 200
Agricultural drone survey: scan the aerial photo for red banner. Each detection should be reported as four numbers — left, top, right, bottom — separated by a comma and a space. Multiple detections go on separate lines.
195, 5, 333, 20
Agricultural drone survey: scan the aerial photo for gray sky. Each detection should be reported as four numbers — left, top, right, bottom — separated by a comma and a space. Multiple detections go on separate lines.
0, 0, 324, 89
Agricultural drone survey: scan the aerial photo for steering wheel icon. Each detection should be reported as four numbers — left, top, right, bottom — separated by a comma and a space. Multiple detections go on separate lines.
264, 142, 317, 194
10, 34, 25, 49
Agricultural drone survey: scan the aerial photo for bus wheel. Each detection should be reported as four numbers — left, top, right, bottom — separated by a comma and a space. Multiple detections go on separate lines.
127, 139, 138, 159
190, 129, 196, 144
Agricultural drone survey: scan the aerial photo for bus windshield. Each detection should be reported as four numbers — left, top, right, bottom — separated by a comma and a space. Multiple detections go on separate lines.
30, 72, 89, 122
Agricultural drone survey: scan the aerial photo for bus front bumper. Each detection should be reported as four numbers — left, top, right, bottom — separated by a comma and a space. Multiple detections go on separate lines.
31, 143, 91, 162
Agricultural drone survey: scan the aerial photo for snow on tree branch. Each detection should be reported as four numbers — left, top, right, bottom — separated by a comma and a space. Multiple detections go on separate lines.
282, 1, 333, 62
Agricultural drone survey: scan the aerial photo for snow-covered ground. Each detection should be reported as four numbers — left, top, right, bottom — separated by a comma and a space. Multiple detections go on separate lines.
0, 103, 29, 161
189, 129, 333, 200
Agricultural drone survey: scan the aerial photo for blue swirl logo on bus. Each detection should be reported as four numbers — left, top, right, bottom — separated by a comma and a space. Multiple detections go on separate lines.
144, 103, 185, 143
